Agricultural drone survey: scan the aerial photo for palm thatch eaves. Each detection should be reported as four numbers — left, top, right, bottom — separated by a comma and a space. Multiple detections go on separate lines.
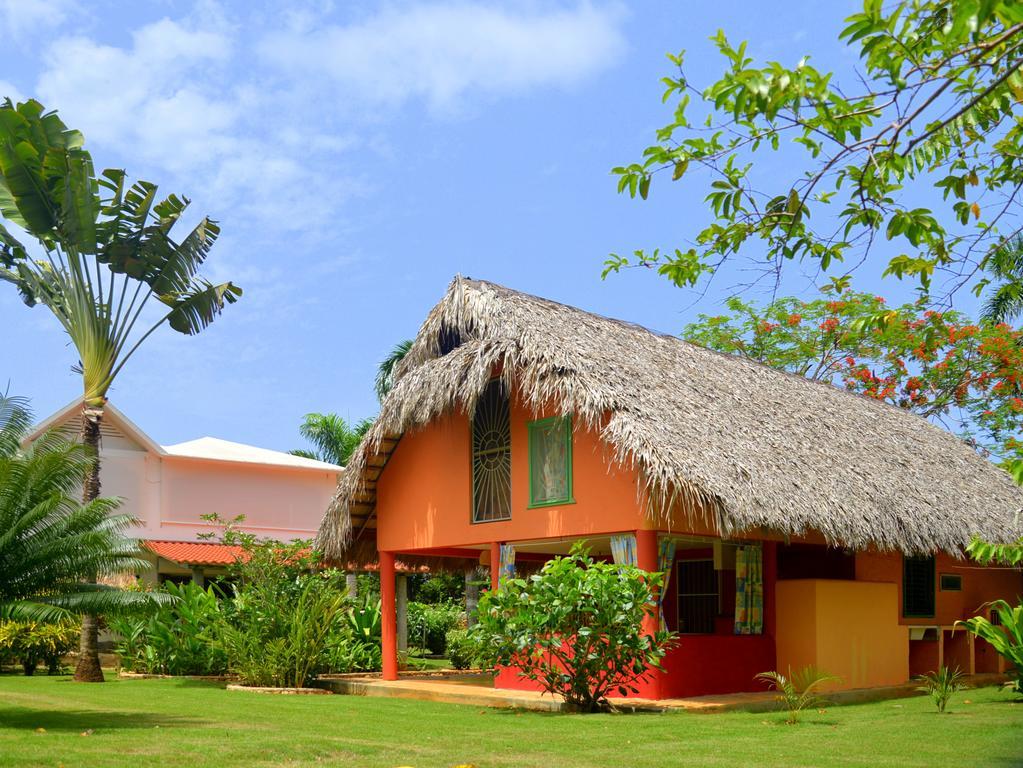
318, 277, 1023, 563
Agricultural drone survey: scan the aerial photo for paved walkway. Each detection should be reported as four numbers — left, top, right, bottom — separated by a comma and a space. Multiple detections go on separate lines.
314, 672, 1009, 713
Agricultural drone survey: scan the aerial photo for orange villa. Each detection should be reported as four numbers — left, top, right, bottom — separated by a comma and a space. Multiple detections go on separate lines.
318, 277, 1023, 699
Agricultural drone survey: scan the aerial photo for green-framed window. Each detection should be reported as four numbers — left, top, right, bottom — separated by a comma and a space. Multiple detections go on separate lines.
902, 554, 936, 618
527, 415, 573, 508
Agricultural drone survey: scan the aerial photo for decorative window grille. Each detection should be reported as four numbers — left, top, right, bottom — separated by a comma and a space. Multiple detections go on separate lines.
527, 416, 573, 507
471, 381, 511, 523
903, 555, 936, 617
677, 559, 717, 634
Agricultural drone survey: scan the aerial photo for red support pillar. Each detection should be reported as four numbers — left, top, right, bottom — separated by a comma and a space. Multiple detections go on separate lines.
380, 550, 398, 681
635, 529, 662, 699
490, 541, 501, 591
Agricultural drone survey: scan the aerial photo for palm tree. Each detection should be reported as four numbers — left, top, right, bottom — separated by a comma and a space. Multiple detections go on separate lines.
982, 235, 1023, 324
291, 413, 373, 466
0, 394, 154, 622
375, 339, 413, 402
0, 99, 240, 680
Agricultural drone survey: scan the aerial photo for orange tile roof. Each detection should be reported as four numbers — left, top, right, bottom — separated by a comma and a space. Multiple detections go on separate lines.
142, 539, 428, 572
143, 540, 248, 566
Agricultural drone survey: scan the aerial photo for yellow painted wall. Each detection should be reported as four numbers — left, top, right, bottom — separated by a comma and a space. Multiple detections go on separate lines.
776, 579, 909, 691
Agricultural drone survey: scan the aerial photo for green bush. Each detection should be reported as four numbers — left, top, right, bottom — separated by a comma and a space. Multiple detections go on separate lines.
321, 596, 383, 674
0, 619, 79, 675
219, 573, 348, 688
110, 581, 228, 676
472, 544, 674, 712
445, 628, 484, 670
408, 601, 463, 655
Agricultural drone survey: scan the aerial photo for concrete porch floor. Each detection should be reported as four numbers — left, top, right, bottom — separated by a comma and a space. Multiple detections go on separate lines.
312, 672, 1011, 714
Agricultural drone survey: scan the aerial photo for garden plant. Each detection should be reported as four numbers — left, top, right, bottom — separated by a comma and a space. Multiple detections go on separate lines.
916, 666, 967, 713
472, 544, 673, 712
755, 666, 840, 724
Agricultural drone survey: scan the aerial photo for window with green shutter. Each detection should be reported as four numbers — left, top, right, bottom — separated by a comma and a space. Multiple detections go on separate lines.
527, 416, 573, 508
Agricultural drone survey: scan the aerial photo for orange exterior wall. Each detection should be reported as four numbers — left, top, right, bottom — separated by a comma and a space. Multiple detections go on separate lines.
856, 550, 1022, 625
375, 395, 647, 552
776, 580, 910, 690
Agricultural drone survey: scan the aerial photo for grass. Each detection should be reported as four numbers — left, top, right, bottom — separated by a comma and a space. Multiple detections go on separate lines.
0, 675, 1021, 767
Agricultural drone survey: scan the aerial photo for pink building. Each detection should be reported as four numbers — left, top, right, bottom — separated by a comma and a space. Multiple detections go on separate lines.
29, 401, 342, 583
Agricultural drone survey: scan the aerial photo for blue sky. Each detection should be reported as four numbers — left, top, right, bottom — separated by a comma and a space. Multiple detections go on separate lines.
1, 0, 921, 453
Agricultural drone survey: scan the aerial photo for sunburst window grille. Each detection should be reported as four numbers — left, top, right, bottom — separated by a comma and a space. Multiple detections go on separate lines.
472, 381, 511, 523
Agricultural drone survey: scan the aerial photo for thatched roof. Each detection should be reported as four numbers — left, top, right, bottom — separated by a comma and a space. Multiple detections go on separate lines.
318, 277, 1023, 563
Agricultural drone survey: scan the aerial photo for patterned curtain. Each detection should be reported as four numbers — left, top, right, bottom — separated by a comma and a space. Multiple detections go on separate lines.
734, 544, 764, 635
657, 537, 677, 631
498, 543, 516, 585
609, 534, 637, 566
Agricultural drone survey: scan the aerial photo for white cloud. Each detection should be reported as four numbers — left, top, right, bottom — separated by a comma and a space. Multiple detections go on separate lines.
260, 2, 626, 109
0, 0, 73, 36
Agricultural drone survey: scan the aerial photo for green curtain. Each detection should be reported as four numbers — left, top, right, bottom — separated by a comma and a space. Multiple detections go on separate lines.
734, 544, 764, 635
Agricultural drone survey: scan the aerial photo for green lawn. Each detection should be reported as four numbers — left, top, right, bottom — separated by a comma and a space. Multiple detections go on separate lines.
1, 675, 1021, 768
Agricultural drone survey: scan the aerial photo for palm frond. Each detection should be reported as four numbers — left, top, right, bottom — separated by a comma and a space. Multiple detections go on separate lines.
375, 339, 413, 402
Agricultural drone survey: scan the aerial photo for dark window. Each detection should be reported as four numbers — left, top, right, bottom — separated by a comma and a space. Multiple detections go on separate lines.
471, 381, 511, 523
677, 559, 717, 634
777, 543, 856, 580
903, 555, 936, 617
939, 573, 962, 592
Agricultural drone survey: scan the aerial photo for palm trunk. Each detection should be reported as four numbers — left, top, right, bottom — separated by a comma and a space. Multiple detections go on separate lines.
73, 404, 105, 683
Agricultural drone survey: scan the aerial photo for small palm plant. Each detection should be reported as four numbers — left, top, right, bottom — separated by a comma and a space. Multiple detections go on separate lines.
755, 666, 840, 724
916, 666, 966, 713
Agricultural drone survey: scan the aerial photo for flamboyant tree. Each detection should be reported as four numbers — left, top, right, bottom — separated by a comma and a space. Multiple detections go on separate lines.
683, 286, 1023, 464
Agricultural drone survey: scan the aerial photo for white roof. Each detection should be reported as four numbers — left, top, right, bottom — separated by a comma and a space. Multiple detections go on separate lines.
163, 437, 342, 471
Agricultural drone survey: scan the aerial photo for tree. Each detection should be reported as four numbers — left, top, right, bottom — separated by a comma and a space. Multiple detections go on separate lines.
0, 99, 241, 681
291, 413, 372, 466
375, 339, 413, 402
609, 2, 1023, 299
471, 545, 673, 712
981, 235, 1023, 323
0, 394, 153, 623
682, 287, 1023, 463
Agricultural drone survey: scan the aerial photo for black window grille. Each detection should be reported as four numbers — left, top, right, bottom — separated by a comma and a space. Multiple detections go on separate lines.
677, 559, 717, 634
903, 555, 936, 617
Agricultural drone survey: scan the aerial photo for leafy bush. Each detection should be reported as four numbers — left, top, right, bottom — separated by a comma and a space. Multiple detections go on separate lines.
755, 666, 840, 724
956, 600, 1023, 695
110, 581, 227, 676
0, 619, 79, 675
471, 544, 673, 712
445, 629, 484, 670
321, 596, 383, 674
408, 601, 463, 655
219, 574, 348, 688
916, 666, 966, 713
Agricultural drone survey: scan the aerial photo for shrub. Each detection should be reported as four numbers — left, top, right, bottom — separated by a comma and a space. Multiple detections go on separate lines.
321, 596, 383, 674
755, 666, 840, 724
110, 581, 228, 676
0, 619, 79, 675
916, 666, 966, 713
471, 544, 674, 712
219, 573, 348, 688
445, 628, 483, 670
408, 601, 463, 655
955, 600, 1023, 695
